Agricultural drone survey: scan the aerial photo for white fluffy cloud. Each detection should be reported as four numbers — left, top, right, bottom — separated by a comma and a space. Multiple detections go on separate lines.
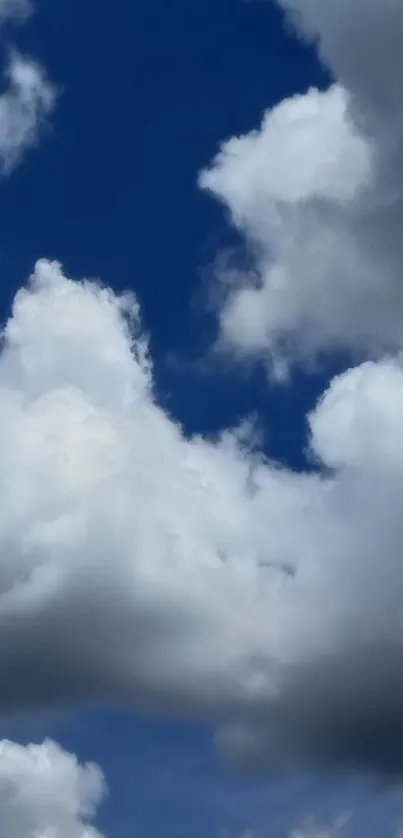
0, 738, 105, 837
3, 261, 403, 774
200, 0, 403, 376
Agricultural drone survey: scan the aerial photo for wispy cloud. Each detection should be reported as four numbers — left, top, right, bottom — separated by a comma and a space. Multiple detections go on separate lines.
0, 53, 55, 172
0, 0, 55, 174
0, 0, 31, 24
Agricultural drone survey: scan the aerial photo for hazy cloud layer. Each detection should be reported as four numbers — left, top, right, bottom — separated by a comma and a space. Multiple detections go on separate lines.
200, 0, 403, 376
0, 0, 31, 23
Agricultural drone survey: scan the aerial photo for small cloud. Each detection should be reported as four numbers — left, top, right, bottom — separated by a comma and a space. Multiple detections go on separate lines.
0, 738, 106, 837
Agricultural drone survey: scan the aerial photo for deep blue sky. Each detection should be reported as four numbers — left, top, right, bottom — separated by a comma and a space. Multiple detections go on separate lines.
1, 1, 401, 836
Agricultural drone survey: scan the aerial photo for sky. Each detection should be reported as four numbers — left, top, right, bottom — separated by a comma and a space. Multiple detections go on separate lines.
2, 0, 403, 837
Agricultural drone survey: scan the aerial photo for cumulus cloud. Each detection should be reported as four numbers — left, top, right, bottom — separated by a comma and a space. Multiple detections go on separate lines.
0, 738, 105, 837
200, 0, 403, 375
3, 261, 403, 775
2, 0, 403, 784
0, 53, 55, 172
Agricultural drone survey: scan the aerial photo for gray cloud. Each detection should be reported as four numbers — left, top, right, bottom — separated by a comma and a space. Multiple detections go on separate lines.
1, 262, 403, 777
